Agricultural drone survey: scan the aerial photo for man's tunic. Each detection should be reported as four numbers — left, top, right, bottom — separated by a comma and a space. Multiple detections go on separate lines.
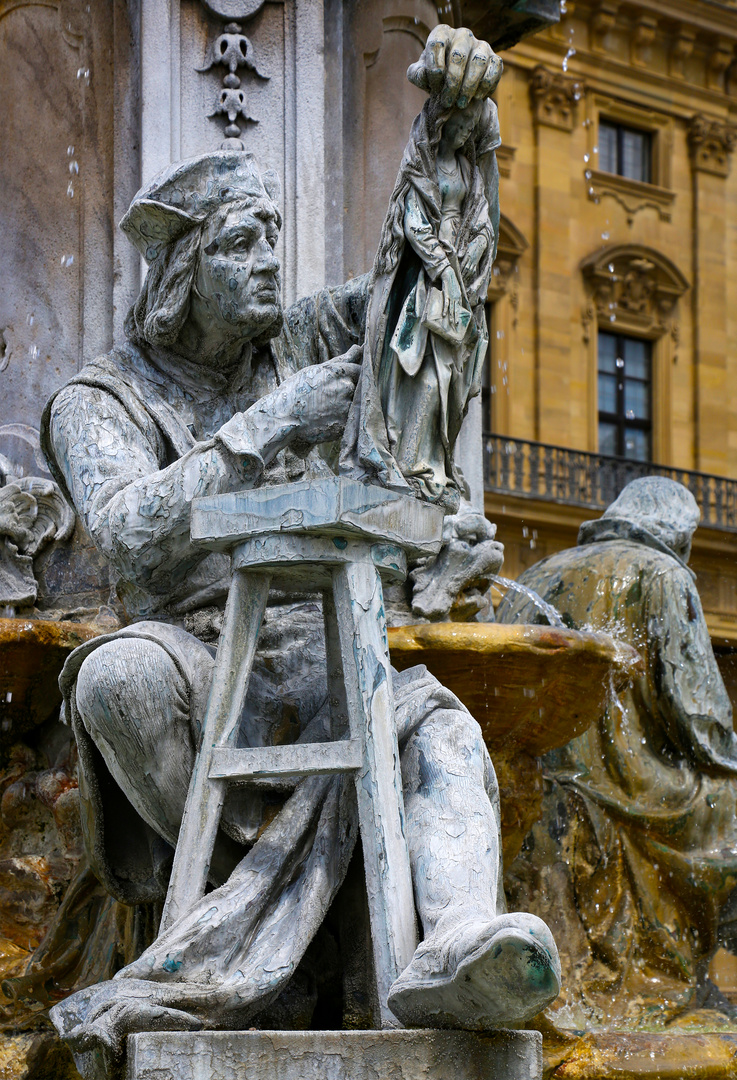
42, 278, 502, 1057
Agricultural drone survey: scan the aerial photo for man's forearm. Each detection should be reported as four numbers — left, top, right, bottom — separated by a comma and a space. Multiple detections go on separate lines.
105, 438, 260, 593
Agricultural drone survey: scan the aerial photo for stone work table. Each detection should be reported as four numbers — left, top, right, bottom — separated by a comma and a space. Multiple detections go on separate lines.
126, 1029, 542, 1080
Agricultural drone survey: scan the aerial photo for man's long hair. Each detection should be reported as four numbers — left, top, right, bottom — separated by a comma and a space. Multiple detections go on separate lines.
125, 226, 204, 349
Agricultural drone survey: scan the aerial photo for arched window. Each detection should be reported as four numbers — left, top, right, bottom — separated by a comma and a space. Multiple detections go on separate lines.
580, 245, 689, 464
485, 214, 529, 433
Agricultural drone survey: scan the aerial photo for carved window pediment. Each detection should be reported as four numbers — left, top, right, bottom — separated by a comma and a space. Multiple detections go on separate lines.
581, 244, 688, 336
488, 214, 529, 301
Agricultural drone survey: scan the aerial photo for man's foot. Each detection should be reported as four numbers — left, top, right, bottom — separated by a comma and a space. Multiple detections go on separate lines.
387, 913, 561, 1030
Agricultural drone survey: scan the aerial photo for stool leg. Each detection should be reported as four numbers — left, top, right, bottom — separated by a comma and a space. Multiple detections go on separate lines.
160, 569, 271, 932
323, 590, 349, 741
332, 557, 418, 1027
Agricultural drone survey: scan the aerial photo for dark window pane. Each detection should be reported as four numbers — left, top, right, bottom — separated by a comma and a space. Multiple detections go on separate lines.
624, 338, 649, 380
598, 374, 618, 414
624, 428, 650, 462
598, 333, 652, 462
624, 379, 650, 420
598, 332, 618, 373
621, 129, 648, 182
599, 422, 618, 456
598, 121, 652, 183
599, 122, 618, 174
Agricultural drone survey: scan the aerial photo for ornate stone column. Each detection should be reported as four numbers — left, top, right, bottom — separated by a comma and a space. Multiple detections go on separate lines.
688, 114, 737, 474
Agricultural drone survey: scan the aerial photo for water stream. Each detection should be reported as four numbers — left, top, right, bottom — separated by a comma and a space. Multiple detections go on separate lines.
490, 575, 566, 628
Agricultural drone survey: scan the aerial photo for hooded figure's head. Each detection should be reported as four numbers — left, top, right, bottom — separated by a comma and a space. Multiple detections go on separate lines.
121, 150, 283, 352
602, 477, 701, 563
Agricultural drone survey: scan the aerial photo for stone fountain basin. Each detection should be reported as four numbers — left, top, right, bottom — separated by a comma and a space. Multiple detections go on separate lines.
388, 622, 642, 861
0, 618, 98, 742
388, 622, 641, 757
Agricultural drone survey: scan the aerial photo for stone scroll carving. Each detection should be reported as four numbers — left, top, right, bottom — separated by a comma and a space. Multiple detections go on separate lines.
689, 114, 737, 177
0, 471, 74, 611
529, 66, 584, 132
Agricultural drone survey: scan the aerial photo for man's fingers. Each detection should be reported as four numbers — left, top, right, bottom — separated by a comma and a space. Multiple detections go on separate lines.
330, 361, 361, 383
442, 27, 475, 108
458, 40, 492, 107
474, 52, 503, 100
407, 24, 454, 92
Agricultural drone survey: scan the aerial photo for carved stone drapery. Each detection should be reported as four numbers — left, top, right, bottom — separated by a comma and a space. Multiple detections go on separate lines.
689, 115, 737, 177
529, 66, 583, 132
580, 244, 689, 338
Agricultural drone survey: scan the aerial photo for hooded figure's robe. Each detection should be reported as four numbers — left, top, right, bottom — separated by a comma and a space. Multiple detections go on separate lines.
497, 517, 737, 1031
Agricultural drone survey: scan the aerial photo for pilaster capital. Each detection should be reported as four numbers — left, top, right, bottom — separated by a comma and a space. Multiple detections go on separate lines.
688, 114, 737, 177
529, 66, 583, 132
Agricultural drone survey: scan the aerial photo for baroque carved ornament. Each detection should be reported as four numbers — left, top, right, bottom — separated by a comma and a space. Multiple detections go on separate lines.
688, 115, 737, 178
580, 244, 688, 340
487, 215, 528, 305
529, 66, 583, 132
197, 0, 271, 148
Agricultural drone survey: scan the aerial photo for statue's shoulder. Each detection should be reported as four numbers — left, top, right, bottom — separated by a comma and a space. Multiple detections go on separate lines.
41, 342, 166, 482
43, 342, 159, 437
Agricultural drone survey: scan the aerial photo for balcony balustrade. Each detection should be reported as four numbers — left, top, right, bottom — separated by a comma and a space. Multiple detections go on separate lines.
483, 434, 737, 533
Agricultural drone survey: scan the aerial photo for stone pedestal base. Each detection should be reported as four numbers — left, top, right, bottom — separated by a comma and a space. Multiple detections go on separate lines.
127, 1028, 542, 1079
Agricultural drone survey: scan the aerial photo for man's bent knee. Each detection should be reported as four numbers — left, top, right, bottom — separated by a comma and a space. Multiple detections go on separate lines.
76, 638, 189, 745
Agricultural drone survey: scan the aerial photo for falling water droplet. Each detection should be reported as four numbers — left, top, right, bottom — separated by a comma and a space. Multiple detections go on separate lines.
69, 160, 79, 175
67, 145, 75, 157
602, 231, 610, 241
61, 254, 74, 268
67, 181, 74, 198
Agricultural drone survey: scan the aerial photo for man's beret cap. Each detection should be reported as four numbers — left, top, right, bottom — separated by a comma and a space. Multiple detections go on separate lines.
120, 150, 281, 262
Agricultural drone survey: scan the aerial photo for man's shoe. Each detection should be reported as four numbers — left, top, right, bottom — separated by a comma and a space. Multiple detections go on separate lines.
387, 913, 560, 1030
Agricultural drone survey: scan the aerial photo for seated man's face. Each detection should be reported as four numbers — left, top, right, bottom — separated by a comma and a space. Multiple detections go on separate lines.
195, 201, 282, 341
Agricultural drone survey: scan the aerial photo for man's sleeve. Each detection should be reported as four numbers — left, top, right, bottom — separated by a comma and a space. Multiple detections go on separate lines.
48, 383, 262, 592
646, 567, 737, 773
282, 272, 370, 369
48, 383, 163, 560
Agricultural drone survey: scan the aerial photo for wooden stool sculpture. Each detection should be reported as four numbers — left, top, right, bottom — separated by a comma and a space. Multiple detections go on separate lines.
160, 477, 444, 1026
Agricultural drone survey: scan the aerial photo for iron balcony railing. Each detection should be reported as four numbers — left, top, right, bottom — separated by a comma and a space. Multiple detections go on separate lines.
483, 433, 737, 533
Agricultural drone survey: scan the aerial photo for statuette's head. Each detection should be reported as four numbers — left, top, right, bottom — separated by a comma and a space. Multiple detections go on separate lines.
122, 150, 284, 353
440, 98, 484, 151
